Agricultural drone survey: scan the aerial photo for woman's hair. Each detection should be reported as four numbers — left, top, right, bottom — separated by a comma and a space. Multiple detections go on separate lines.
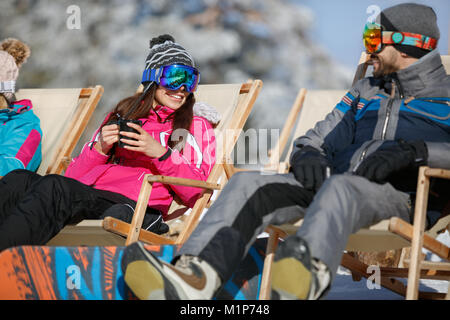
102, 84, 196, 155
0, 94, 9, 109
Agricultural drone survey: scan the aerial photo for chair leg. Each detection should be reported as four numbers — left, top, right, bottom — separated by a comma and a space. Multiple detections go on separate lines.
176, 190, 213, 244
398, 247, 410, 268
103, 217, 175, 245
259, 228, 280, 300
125, 177, 153, 245
406, 166, 430, 300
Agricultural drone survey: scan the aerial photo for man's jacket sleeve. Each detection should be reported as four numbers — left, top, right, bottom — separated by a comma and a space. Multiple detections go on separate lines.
289, 83, 363, 165
426, 142, 450, 169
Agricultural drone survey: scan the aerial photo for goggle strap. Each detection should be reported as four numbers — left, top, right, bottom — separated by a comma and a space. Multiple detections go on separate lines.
382, 31, 437, 51
142, 68, 163, 83
141, 69, 149, 83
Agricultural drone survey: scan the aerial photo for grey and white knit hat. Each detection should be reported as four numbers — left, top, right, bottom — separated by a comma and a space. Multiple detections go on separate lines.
144, 34, 195, 71
377, 3, 440, 58
128, 35, 196, 117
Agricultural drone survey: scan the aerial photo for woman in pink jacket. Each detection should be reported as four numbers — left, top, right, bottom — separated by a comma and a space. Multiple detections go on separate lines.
0, 34, 218, 251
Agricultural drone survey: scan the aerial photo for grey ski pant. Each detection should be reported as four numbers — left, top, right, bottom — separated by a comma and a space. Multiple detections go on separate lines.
179, 171, 411, 282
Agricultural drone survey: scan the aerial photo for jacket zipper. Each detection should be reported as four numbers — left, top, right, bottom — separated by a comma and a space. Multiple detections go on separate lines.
381, 77, 404, 140
352, 140, 377, 172
352, 79, 402, 172
381, 98, 394, 140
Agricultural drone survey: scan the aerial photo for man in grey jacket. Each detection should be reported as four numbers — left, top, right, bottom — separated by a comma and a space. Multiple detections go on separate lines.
121, 3, 450, 300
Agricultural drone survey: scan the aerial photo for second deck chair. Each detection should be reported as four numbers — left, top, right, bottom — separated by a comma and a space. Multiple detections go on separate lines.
46, 80, 263, 246
14, 86, 104, 175
258, 55, 450, 300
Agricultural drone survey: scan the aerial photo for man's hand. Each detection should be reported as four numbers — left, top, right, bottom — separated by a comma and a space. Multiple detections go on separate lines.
355, 140, 428, 183
290, 146, 331, 192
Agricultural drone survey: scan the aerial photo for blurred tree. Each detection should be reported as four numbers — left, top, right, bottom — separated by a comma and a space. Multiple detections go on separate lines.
0, 0, 352, 164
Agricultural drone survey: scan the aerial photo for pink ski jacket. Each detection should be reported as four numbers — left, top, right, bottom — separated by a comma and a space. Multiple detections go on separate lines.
65, 102, 220, 217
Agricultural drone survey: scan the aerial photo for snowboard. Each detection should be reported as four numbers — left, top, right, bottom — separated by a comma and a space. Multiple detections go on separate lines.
0, 239, 267, 300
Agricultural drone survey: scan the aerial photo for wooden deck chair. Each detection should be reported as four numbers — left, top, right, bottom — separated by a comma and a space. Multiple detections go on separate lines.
258, 55, 450, 300
14, 86, 104, 175
46, 80, 263, 247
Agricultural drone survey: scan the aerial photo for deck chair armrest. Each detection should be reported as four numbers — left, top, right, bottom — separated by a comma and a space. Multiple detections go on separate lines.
124, 175, 221, 245
223, 163, 249, 179
145, 174, 222, 190
422, 167, 450, 179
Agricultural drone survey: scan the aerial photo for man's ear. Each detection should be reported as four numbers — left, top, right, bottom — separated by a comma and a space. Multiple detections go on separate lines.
397, 49, 419, 68
399, 51, 411, 58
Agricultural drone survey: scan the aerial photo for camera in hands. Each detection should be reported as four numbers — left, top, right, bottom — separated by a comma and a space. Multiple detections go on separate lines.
117, 118, 142, 148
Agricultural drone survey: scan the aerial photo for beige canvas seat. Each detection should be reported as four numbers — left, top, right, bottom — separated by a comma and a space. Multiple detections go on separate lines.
264, 88, 347, 173
47, 80, 263, 246
258, 55, 450, 300
14, 86, 104, 175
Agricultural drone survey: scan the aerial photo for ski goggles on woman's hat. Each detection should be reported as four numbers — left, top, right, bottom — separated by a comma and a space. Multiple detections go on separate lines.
363, 22, 438, 54
141, 64, 200, 93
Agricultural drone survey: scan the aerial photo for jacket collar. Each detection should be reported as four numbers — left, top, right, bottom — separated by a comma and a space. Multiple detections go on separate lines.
151, 105, 175, 122
150, 102, 221, 126
0, 99, 33, 116
383, 50, 448, 98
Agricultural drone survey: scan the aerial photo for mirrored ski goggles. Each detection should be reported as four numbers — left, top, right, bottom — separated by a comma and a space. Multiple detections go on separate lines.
363, 22, 437, 54
141, 64, 200, 93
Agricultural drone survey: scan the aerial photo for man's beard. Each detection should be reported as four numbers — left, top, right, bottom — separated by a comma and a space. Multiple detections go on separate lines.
371, 54, 398, 78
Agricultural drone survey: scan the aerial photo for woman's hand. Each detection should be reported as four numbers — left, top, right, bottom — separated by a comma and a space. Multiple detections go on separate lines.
120, 122, 167, 158
95, 123, 119, 155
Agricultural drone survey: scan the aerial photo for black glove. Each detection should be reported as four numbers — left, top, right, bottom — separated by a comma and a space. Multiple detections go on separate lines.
355, 140, 428, 183
290, 146, 331, 192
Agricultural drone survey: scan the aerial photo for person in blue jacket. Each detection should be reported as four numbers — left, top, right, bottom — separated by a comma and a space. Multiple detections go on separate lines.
120, 3, 450, 300
0, 38, 42, 176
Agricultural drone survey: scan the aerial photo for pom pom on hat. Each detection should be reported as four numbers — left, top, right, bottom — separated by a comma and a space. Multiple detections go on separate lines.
0, 38, 31, 68
144, 34, 195, 71
150, 34, 176, 48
